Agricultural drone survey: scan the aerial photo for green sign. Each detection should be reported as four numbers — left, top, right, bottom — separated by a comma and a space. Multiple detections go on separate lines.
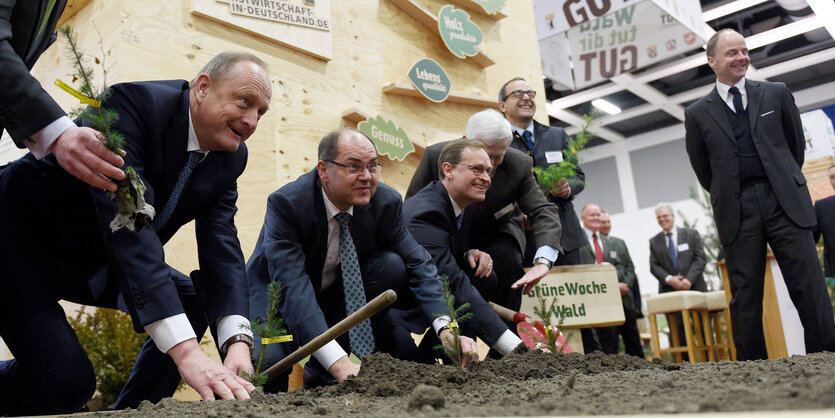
407, 58, 452, 103
358, 116, 415, 161
473, 0, 506, 14
437, 5, 483, 59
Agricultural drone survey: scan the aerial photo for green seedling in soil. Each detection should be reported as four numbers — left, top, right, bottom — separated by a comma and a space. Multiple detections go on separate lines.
434, 274, 477, 367
532, 112, 594, 195
240, 281, 289, 386
531, 292, 568, 354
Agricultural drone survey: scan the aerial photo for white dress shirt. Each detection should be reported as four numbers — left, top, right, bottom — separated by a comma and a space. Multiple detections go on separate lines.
716, 77, 747, 112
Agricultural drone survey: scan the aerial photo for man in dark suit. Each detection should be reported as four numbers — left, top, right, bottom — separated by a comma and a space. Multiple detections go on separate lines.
649, 203, 707, 357
498, 77, 587, 267
685, 29, 835, 360
0, 52, 269, 414
403, 139, 524, 360
813, 164, 835, 280
578, 204, 642, 357
0, 0, 125, 191
246, 128, 477, 393
406, 109, 562, 321
600, 210, 642, 318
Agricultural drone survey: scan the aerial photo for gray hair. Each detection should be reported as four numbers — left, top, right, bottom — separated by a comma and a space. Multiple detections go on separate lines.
654, 202, 674, 215
189, 51, 268, 88
498, 76, 526, 102
465, 109, 512, 146
318, 127, 376, 161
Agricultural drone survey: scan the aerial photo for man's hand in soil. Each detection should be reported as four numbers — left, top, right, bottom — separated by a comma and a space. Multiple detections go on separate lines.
440, 329, 478, 368
167, 338, 255, 401
49, 126, 125, 192
467, 249, 493, 278
328, 356, 361, 381
223, 342, 255, 379
511, 263, 549, 295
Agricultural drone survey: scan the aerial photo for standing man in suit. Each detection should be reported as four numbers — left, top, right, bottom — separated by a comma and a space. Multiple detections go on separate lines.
579, 204, 642, 357
246, 128, 477, 393
649, 203, 707, 357
600, 210, 642, 318
813, 164, 835, 282
498, 77, 587, 267
1, 0, 125, 190
685, 29, 835, 360
406, 109, 562, 319
403, 139, 525, 360
0, 52, 269, 415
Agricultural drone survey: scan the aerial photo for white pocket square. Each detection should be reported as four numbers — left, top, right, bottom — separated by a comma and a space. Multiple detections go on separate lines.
760, 110, 775, 117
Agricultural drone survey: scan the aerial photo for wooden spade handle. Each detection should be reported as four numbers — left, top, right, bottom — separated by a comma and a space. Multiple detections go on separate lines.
489, 301, 527, 323
264, 289, 398, 382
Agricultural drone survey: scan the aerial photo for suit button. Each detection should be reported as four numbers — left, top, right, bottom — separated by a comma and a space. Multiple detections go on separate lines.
734, 192, 740, 198
733, 172, 738, 178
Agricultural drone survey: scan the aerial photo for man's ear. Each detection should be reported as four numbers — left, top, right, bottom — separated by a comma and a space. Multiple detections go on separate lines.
317, 160, 329, 183
193, 74, 212, 104
497, 101, 506, 113
441, 161, 454, 179
706, 56, 716, 71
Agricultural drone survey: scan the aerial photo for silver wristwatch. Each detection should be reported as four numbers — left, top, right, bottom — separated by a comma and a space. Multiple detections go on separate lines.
534, 257, 553, 270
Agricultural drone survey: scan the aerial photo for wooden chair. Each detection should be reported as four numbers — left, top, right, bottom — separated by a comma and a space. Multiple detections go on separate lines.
646, 291, 709, 363
701, 290, 737, 361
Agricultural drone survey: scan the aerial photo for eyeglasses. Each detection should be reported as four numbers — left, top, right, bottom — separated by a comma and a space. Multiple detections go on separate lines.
508, 89, 536, 99
460, 164, 493, 177
325, 160, 383, 176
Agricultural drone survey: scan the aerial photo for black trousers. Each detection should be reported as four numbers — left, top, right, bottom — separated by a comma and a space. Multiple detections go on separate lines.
597, 307, 644, 358
724, 183, 835, 360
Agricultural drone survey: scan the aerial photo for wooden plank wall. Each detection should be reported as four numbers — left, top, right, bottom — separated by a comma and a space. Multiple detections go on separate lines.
30, 0, 547, 285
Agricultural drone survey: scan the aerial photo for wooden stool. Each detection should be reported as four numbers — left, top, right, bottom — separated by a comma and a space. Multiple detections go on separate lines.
646, 291, 708, 363
701, 290, 737, 361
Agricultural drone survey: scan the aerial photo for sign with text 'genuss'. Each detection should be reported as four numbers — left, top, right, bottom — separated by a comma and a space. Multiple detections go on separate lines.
358, 116, 415, 161
520, 264, 624, 328
192, 0, 333, 60
534, 0, 705, 90
407, 58, 452, 103
437, 5, 484, 59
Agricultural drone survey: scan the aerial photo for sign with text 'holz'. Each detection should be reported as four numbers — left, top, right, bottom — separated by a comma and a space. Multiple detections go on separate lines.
358, 116, 415, 161
520, 264, 624, 328
437, 5, 484, 59
192, 0, 333, 60
535, 0, 705, 90
407, 58, 452, 103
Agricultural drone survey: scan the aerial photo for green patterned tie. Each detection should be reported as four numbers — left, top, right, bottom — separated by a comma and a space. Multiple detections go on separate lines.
36, 0, 58, 41
335, 212, 375, 358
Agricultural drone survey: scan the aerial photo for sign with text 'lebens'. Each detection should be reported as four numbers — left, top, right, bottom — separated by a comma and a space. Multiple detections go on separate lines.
358, 116, 415, 161
192, 0, 333, 60
520, 264, 624, 328
437, 5, 484, 59
407, 58, 452, 103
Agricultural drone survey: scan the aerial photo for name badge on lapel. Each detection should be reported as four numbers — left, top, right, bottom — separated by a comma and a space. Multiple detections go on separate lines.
609, 251, 618, 259
545, 151, 564, 164
493, 203, 515, 220
677, 243, 690, 252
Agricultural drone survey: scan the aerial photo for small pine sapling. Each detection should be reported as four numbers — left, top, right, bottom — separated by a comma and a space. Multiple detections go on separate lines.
532, 113, 594, 195
59, 25, 154, 232
241, 281, 290, 386
434, 275, 477, 367
531, 293, 569, 354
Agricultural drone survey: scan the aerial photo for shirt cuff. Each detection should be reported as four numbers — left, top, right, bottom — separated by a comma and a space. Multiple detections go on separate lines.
432, 315, 451, 335
493, 329, 524, 356
534, 246, 559, 263
24, 116, 74, 159
313, 340, 348, 370
216, 314, 252, 352
144, 313, 197, 353
664, 275, 673, 283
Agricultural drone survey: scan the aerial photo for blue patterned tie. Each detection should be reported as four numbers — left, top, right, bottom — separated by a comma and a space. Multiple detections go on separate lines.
729, 87, 744, 115
522, 130, 535, 153
667, 232, 679, 274
335, 212, 375, 357
153, 151, 202, 232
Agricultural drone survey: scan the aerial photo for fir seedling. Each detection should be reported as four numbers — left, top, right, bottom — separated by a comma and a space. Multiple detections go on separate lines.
59, 25, 154, 232
434, 275, 477, 367
531, 293, 568, 354
532, 112, 595, 195
240, 281, 289, 386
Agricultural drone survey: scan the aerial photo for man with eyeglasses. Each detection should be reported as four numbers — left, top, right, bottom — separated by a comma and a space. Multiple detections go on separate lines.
402, 139, 526, 361
246, 128, 477, 392
406, 110, 562, 344
498, 77, 587, 269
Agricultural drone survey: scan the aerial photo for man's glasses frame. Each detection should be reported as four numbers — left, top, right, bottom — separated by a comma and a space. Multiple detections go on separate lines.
325, 159, 383, 176
460, 163, 493, 177
508, 89, 536, 99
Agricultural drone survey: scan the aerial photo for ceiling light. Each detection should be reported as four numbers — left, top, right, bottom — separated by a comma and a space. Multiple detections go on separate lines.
592, 99, 621, 115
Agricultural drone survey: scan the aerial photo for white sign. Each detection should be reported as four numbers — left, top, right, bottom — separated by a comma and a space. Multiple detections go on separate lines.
801, 109, 835, 161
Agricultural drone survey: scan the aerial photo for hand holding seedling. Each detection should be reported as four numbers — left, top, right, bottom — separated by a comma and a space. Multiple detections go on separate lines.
550, 178, 571, 198
49, 126, 125, 192
440, 329, 478, 368
224, 343, 254, 381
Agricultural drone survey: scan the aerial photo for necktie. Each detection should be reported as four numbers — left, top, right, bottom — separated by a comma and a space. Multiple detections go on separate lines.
153, 151, 202, 232
36, 0, 57, 41
592, 233, 604, 264
667, 232, 679, 274
522, 130, 535, 153
335, 212, 375, 358
729, 87, 744, 115
456, 212, 463, 230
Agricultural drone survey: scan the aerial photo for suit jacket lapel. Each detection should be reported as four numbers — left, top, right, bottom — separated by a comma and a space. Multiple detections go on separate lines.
158, 90, 191, 204
705, 87, 736, 144
746, 80, 764, 133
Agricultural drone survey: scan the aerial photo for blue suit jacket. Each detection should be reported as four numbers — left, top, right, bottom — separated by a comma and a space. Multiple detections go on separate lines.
0, 80, 249, 330
246, 170, 447, 355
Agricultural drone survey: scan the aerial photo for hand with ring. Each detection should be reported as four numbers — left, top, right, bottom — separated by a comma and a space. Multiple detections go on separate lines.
467, 249, 493, 278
